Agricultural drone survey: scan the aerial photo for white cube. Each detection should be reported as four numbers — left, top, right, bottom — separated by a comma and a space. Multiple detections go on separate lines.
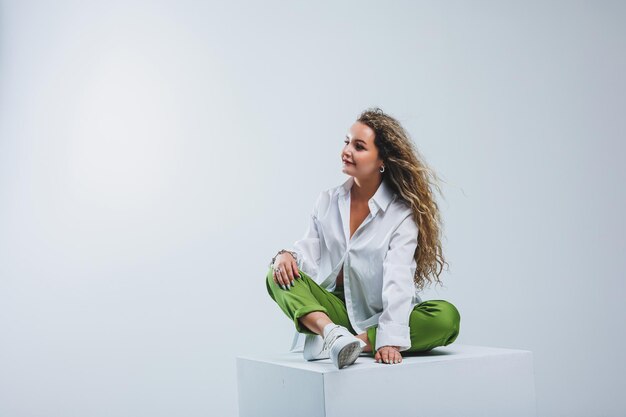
236, 344, 537, 417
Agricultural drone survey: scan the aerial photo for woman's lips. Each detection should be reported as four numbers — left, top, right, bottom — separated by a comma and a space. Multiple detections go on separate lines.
343, 159, 354, 165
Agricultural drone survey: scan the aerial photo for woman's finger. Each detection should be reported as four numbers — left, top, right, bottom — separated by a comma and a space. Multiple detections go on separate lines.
374, 347, 402, 364
284, 266, 294, 288
275, 267, 287, 289
285, 268, 295, 287
291, 262, 300, 280
281, 268, 291, 289
382, 348, 390, 364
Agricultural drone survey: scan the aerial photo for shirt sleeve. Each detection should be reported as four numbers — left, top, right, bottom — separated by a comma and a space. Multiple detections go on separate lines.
375, 213, 419, 352
289, 192, 323, 280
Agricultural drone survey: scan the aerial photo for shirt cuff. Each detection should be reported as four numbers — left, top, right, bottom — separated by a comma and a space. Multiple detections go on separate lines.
375, 322, 411, 352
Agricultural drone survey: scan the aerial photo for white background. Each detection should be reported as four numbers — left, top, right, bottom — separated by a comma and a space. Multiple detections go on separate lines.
1, 1, 624, 416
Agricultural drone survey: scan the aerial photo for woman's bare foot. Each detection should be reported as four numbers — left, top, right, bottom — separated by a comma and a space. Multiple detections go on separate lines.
356, 332, 372, 352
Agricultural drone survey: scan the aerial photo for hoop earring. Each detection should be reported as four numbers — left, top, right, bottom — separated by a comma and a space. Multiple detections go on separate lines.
380, 165, 385, 173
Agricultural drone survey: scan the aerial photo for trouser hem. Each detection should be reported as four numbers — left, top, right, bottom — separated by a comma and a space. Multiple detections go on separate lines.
293, 305, 329, 334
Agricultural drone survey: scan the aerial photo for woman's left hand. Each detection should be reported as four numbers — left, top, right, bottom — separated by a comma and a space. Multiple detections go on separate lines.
375, 345, 402, 364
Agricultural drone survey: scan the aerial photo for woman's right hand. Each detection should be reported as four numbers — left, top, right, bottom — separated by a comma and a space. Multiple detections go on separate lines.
272, 253, 300, 290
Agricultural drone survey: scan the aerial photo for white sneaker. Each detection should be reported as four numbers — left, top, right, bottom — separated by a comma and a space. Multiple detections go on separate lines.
302, 324, 363, 369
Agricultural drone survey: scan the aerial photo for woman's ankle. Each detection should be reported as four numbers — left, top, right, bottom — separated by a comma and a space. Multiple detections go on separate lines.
356, 332, 372, 352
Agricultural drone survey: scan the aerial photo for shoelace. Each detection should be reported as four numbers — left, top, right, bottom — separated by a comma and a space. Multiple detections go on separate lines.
321, 326, 344, 354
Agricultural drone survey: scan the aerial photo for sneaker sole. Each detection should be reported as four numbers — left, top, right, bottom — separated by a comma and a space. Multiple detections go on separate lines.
336, 340, 362, 369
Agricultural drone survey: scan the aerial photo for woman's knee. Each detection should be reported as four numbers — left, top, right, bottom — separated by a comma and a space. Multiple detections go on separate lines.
428, 300, 461, 334
441, 300, 460, 324
440, 300, 461, 328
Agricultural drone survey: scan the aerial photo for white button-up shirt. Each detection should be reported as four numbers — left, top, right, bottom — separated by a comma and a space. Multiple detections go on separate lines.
288, 176, 423, 352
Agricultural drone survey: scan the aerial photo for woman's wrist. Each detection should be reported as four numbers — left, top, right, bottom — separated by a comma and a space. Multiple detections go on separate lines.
269, 249, 299, 267
380, 345, 400, 351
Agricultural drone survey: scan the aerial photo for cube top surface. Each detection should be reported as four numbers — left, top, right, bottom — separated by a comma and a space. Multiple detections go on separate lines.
236, 344, 533, 374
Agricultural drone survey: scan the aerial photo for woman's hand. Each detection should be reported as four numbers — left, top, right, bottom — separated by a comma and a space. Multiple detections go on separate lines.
375, 345, 402, 364
272, 253, 300, 290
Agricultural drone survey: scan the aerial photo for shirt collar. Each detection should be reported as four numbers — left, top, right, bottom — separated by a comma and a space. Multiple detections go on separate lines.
336, 176, 395, 214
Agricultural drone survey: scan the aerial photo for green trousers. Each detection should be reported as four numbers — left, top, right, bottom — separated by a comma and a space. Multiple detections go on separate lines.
266, 266, 461, 354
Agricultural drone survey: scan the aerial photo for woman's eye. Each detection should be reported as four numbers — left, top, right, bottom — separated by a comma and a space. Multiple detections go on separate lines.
344, 140, 363, 150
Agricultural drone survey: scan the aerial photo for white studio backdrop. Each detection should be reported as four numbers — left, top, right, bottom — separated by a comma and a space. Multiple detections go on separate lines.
0, 1, 624, 416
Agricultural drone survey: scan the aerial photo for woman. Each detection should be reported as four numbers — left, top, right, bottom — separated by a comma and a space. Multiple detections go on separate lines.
266, 107, 461, 369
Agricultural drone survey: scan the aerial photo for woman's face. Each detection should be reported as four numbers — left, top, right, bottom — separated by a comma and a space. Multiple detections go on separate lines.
341, 121, 384, 179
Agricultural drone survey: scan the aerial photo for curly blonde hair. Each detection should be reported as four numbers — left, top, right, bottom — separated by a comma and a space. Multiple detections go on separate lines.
357, 107, 449, 292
